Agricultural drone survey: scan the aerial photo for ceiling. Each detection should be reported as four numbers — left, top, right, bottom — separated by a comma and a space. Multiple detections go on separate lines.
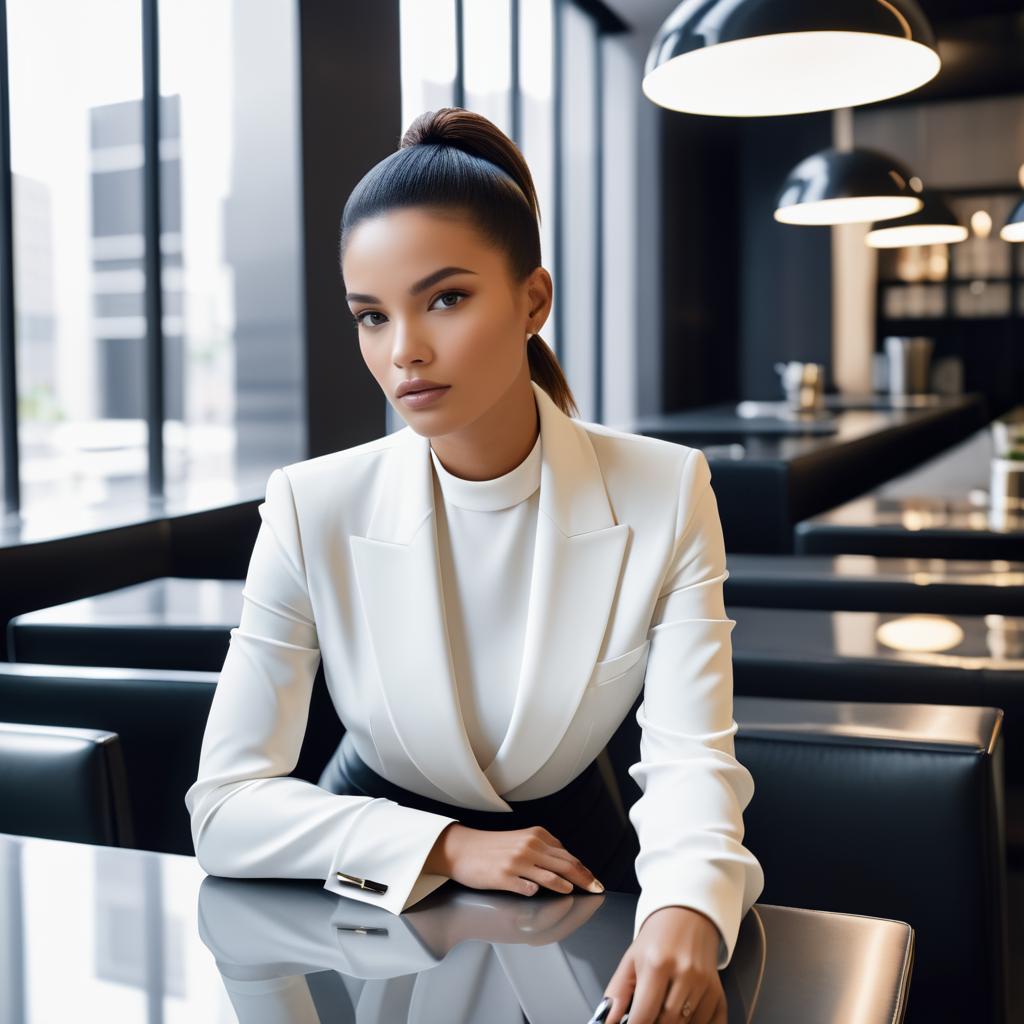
600, 0, 674, 41
602, 0, 1024, 37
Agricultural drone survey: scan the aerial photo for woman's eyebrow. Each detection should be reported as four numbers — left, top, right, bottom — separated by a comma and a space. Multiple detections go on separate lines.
346, 266, 478, 304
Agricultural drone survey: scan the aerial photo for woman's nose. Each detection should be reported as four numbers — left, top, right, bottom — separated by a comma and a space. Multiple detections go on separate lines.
390, 324, 432, 366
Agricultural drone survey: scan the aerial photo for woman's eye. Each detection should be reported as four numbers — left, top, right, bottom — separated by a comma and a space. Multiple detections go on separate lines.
432, 290, 467, 310
350, 291, 466, 330
352, 311, 386, 328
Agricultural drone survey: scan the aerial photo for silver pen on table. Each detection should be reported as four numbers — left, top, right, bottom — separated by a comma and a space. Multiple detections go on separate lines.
586, 996, 630, 1024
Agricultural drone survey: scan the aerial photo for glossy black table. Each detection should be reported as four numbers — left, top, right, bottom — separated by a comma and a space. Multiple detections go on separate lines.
6, 577, 244, 671
637, 391, 969, 435
626, 393, 986, 553
0, 831, 914, 1023
795, 417, 1024, 559
724, 552, 1024, 615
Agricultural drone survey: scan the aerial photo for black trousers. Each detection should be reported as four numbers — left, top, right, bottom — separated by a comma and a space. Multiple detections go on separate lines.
319, 731, 640, 893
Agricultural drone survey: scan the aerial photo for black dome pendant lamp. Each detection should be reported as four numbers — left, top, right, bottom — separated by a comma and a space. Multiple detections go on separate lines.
774, 147, 924, 226
643, 0, 941, 117
866, 191, 967, 247
1000, 196, 1024, 242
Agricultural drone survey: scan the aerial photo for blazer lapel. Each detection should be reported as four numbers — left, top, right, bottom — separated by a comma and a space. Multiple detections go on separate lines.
349, 410, 505, 810
483, 383, 630, 795
350, 381, 629, 810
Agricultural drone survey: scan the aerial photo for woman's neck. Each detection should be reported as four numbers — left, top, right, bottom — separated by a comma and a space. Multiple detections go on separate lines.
429, 376, 540, 482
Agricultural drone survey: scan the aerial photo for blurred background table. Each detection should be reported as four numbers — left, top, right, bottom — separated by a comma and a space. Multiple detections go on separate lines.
7, 577, 244, 671
724, 552, 1024, 615
796, 412, 1024, 559
625, 392, 986, 552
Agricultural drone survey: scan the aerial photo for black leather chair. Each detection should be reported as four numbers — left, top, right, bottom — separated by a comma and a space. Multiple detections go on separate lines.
604, 696, 1007, 1024
0, 661, 342, 856
0, 721, 133, 847
740, 698, 1005, 1024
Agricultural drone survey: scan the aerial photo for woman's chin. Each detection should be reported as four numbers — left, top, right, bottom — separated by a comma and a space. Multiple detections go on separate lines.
398, 410, 457, 437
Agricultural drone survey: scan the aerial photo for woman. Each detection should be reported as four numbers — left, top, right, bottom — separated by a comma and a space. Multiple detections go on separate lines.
185, 107, 764, 1024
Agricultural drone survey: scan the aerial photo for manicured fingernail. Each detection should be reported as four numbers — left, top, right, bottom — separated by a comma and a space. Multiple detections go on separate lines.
588, 878, 605, 893
587, 996, 612, 1023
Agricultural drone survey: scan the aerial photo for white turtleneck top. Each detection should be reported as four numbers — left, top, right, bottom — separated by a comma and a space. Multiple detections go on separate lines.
428, 430, 542, 773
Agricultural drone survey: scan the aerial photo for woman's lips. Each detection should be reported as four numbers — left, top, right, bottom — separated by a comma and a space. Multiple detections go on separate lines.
399, 385, 451, 409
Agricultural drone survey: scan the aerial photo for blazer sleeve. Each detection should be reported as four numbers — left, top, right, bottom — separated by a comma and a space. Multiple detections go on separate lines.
627, 448, 764, 969
184, 467, 460, 916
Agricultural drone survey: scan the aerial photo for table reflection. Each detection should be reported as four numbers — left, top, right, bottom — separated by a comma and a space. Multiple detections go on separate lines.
196, 877, 766, 1024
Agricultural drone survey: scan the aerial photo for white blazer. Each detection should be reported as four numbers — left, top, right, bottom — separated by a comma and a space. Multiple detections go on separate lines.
185, 379, 764, 969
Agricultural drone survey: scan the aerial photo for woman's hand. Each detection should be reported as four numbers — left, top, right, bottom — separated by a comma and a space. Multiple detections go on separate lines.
423, 823, 605, 896
601, 906, 726, 1024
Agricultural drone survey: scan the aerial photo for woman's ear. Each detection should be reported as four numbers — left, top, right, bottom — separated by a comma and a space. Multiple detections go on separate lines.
525, 266, 553, 335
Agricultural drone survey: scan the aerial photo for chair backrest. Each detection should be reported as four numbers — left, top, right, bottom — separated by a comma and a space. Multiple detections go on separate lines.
0, 721, 133, 847
0, 661, 342, 857
605, 693, 1007, 1024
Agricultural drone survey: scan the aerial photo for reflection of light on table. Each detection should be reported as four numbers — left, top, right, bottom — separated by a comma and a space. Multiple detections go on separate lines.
833, 555, 879, 575
828, 555, 1024, 587
901, 508, 943, 531
875, 615, 965, 653
823, 496, 879, 525
907, 568, 1024, 586
985, 614, 1024, 659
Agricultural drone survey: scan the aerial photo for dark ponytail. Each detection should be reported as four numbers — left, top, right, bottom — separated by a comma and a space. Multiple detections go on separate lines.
339, 106, 578, 419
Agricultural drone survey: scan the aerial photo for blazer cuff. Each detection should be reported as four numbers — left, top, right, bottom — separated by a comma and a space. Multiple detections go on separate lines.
323, 797, 459, 916
633, 859, 748, 970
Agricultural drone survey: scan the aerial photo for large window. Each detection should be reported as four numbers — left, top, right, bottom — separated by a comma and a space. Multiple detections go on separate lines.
464, 0, 513, 136
518, 0, 557, 356
8, 0, 148, 511
0, 0, 305, 519
159, 0, 305, 505
559, 1, 600, 417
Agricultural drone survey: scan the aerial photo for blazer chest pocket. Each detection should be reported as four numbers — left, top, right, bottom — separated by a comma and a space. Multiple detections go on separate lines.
559, 639, 652, 784
589, 638, 651, 689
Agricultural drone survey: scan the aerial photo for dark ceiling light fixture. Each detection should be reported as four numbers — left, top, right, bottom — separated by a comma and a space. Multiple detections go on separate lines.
1000, 195, 1024, 242
774, 147, 924, 226
866, 191, 968, 247
642, 0, 941, 117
